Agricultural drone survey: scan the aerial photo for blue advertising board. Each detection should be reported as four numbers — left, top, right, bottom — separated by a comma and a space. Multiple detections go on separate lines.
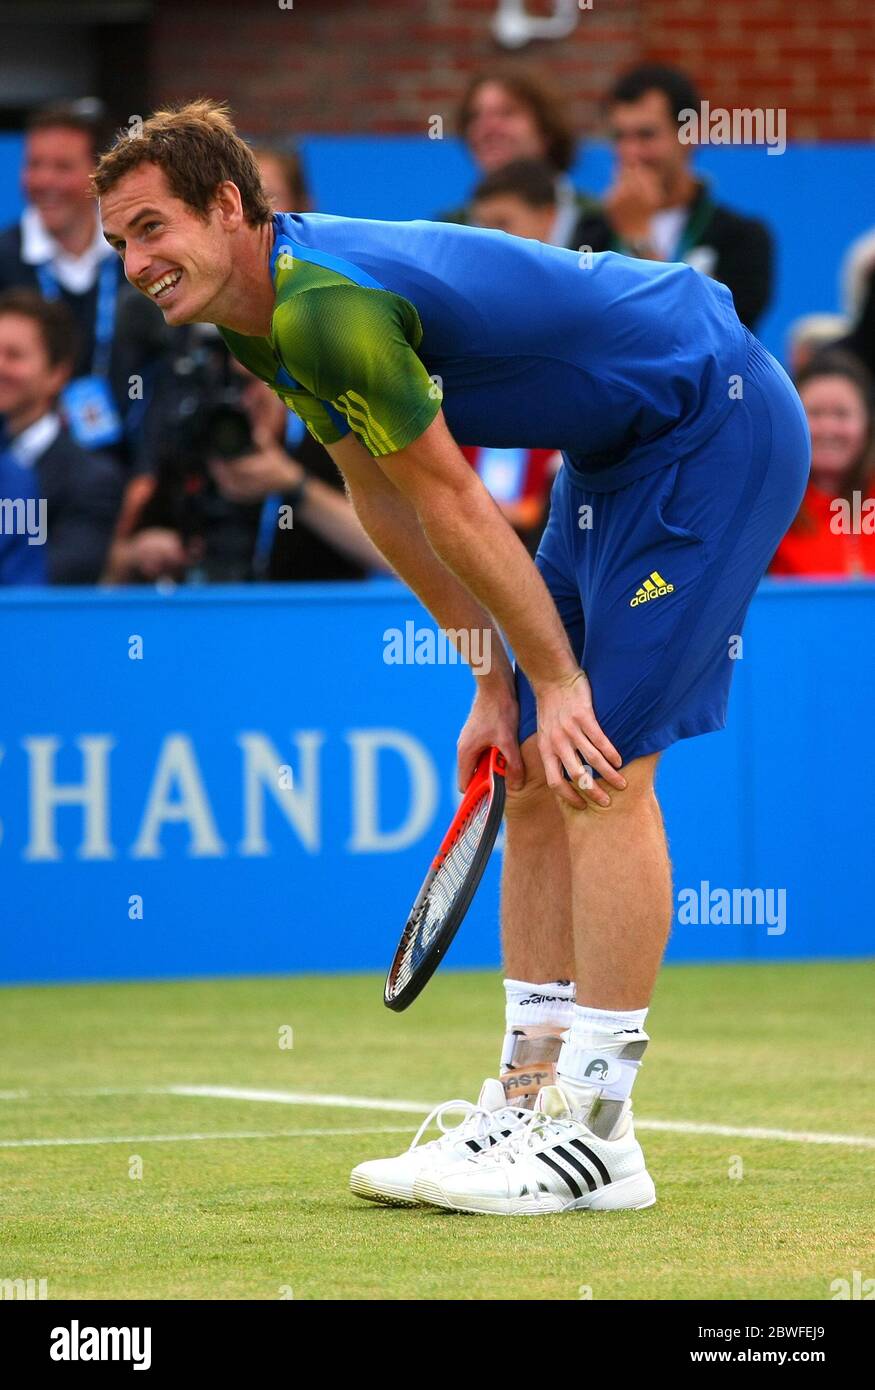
1, 578, 872, 983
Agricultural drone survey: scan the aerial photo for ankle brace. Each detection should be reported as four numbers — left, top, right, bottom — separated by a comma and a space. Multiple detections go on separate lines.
500, 1030, 565, 1109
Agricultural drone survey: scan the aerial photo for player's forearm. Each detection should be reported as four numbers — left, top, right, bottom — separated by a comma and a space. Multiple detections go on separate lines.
405, 471, 578, 692
348, 478, 515, 692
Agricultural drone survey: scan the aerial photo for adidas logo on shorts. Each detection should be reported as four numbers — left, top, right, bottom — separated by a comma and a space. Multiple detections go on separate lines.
630, 570, 674, 606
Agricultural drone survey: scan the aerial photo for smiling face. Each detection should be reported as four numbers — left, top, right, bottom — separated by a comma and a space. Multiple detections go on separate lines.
609, 89, 690, 195
99, 163, 240, 325
23, 125, 95, 241
0, 312, 69, 431
465, 82, 547, 173
799, 375, 870, 492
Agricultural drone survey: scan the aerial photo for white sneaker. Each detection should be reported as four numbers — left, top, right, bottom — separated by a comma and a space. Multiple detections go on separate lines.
415, 1084, 656, 1215
349, 1079, 529, 1207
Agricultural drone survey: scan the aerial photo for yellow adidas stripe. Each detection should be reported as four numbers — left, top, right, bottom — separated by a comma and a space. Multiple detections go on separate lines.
651, 570, 667, 587
336, 394, 381, 454
338, 389, 395, 454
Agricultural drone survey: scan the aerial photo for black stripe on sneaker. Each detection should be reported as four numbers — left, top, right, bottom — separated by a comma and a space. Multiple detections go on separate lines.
552, 1144, 597, 1193
569, 1138, 611, 1185
536, 1152, 583, 1199
466, 1140, 481, 1152
487, 1129, 513, 1146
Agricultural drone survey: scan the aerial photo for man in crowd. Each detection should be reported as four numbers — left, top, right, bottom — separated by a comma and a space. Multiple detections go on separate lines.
0, 102, 169, 469
0, 289, 122, 583
575, 65, 774, 331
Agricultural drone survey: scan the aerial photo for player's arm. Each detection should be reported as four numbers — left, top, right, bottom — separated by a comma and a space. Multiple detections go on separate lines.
377, 415, 575, 690
371, 412, 625, 794
328, 431, 516, 694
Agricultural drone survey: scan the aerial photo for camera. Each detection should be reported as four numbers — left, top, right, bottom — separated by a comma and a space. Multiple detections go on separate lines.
136, 327, 263, 580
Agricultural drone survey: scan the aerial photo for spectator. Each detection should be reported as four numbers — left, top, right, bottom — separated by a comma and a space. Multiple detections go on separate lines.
0, 102, 170, 468
770, 351, 875, 578
435, 68, 599, 248
786, 313, 850, 376
838, 230, 875, 382
105, 338, 389, 584
103, 324, 259, 584
252, 145, 311, 213
470, 158, 560, 242
468, 159, 566, 549
209, 363, 391, 581
576, 65, 773, 330
0, 289, 122, 584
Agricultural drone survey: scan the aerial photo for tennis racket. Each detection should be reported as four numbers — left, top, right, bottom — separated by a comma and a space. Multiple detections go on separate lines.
384, 745, 507, 1012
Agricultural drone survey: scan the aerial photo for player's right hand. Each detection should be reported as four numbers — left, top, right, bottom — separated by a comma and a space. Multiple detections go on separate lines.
534, 668, 626, 809
456, 683, 524, 794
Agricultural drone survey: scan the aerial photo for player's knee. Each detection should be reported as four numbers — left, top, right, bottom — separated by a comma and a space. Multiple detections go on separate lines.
561, 752, 661, 817
504, 736, 552, 820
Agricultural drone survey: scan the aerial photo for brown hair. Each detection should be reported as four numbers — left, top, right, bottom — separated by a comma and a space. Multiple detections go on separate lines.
457, 69, 576, 173
472, 158, 558, 208
0, 288, 78, 370
91, 98, 273, 227
792, 349, 875, 532
27, 102, 111, 160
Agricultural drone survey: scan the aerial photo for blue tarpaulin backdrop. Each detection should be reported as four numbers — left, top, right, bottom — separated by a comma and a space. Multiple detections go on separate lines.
0, 579, 872, 983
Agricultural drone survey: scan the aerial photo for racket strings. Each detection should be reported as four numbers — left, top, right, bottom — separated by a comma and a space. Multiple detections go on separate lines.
393, 793, 491, 991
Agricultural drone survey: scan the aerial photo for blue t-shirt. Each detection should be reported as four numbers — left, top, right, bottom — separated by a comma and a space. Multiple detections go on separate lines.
220, 212, 749, 492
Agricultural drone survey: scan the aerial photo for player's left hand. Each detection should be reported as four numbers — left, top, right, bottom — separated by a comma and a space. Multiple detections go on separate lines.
535, 669, 626, 809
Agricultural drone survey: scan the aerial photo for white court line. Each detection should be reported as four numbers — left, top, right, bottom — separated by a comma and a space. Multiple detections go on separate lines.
0, 1126, 413, 1150
167, 1085, 432, 1113
167, 1086, 875, 1149
638, 1118, 875, 1148
2, 1084, 873, 1150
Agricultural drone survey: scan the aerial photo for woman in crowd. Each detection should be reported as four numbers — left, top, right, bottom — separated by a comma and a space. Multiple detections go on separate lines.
771, 351, 875, 578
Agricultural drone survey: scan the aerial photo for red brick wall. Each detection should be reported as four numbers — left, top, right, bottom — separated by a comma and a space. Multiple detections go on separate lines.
149, 0, 875, 141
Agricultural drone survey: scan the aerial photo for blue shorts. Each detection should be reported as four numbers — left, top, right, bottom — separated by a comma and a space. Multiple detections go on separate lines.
515, 330, 811, 765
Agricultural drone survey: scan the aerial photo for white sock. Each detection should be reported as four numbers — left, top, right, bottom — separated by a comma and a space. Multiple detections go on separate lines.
557, 1003, 649, 1114
500, 978, 574, 1075
568, 1004, 649, 1039
503, 978, 576, 1030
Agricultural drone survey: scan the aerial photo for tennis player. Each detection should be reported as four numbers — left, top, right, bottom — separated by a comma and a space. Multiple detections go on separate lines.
95, 103, 809, 1215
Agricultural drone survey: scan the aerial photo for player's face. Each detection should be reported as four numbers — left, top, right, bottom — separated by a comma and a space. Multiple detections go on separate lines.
0, 313, 67, 422
800, 376, 870, 488
609, 90, 689, 189
100, 163, 235, 326
472, 193, 555, 243
23, 127, 95, 238
466, 83, 547, 172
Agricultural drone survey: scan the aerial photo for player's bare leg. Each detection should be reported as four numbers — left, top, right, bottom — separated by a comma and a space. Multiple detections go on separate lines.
496, 734, 576, 1107
501, 733, 574, 983
426, 747, 666, 1213
562, 751, 671, 1009
542, 749, 668, 1151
